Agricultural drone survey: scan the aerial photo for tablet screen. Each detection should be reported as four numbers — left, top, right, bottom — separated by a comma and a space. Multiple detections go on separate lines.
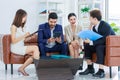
53, 32, 61, 38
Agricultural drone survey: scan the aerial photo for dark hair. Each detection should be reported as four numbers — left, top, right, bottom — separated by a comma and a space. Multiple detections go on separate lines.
68, 13, 76, 20
89, 9, 102, 21
12, 9, 27, 28
48, 12, 58, 20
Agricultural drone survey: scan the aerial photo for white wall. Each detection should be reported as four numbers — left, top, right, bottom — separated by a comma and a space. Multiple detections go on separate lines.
0, 0, 78, 34
64, 0, 78, 27
0, 0, 38, 34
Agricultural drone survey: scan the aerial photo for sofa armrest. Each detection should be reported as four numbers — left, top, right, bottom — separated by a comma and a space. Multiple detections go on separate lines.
105, 35, 120, 66
3, 34, 11, 64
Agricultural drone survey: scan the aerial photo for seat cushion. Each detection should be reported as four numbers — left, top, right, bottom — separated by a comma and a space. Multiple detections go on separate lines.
10, 53, 25, 64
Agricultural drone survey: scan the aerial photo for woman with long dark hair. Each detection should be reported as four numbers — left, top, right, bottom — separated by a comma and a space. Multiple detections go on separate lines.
10, 9, 40, 76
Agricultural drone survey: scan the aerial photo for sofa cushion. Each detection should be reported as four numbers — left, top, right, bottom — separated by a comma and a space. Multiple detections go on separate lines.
10, 53, 25, 64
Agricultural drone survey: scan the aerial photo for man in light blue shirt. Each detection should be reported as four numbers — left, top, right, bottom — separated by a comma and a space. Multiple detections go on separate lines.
38, 12, 67, 57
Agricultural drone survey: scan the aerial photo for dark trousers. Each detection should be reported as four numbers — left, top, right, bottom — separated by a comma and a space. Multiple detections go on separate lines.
39, 42, 68, 57
84, 43, 105, 64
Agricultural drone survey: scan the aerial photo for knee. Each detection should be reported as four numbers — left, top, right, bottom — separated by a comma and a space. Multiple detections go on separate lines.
35, 45, 38, 49
33, 46, 39, 51
69, 44, 73, 49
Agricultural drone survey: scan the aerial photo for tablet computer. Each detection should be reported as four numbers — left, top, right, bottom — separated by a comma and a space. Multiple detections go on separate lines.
26, 30, 38, 38
53, 32, 61, 38
26, 29, 42, 38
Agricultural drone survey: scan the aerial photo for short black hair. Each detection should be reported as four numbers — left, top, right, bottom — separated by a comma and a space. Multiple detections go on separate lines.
89, 9, 102, 21
68, 13, 76, 20
48, 12, 58, 19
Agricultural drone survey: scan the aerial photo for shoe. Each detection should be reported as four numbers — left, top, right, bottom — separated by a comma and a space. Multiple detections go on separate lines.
92, 70, 105, 78
18, 68, 29, 76
79, 68, 95, 75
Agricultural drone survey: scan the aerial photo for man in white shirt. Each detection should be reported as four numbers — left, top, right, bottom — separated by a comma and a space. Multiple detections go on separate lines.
79, 9, 115, 78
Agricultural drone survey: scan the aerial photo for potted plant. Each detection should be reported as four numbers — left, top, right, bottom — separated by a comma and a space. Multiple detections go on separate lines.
110, 22, 120, 35
81, 6, 90, 18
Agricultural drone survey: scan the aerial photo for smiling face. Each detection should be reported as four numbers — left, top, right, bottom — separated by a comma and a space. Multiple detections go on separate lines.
48, 18, 57, 28
68, 16, 76, 25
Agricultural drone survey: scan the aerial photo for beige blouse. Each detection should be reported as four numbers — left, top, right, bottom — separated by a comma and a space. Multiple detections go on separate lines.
64, 24, 83, 45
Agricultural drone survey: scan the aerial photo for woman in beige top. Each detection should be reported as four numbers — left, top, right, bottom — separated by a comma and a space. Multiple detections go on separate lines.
64, 13, 82, 58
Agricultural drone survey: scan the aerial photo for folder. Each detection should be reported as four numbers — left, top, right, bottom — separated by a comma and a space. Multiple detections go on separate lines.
77, 30, 102, 41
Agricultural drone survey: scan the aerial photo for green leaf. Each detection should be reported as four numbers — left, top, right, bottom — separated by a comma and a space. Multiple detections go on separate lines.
110, 22, 120, 34
81, 7, 90, 13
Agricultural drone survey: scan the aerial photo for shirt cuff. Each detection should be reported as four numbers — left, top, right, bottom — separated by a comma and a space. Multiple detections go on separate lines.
89, 41, 93, 45
47, 40, 49, 44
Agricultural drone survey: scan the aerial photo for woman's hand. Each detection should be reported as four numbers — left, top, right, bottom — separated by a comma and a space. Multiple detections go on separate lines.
24, 32, 30, 38
71, 40, 80, 49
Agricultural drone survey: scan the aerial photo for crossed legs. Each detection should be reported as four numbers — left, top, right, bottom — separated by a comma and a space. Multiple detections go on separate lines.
18, 45, 40, 76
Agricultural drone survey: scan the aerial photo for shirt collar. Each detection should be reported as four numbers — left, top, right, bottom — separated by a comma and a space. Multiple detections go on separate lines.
95, 21, 100, 32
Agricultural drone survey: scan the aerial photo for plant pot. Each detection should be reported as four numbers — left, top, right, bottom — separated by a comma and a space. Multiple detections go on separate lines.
82, 13, 88, 18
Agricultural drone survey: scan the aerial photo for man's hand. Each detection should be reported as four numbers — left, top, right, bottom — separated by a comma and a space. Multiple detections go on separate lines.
89, 23, 93, 30
55, 37, 62, 43
47, 38, 55, 43
84, 38, 91, 43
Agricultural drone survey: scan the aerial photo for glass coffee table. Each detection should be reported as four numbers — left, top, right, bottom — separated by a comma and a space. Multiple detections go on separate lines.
34, 57, 83, 80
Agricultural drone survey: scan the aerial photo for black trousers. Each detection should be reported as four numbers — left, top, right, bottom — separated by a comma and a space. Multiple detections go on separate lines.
84, 43, 105, 64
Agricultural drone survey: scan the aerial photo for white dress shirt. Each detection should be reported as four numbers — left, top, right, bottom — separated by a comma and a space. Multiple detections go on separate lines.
46, 27, 56, 48
90, 21, 100, 45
